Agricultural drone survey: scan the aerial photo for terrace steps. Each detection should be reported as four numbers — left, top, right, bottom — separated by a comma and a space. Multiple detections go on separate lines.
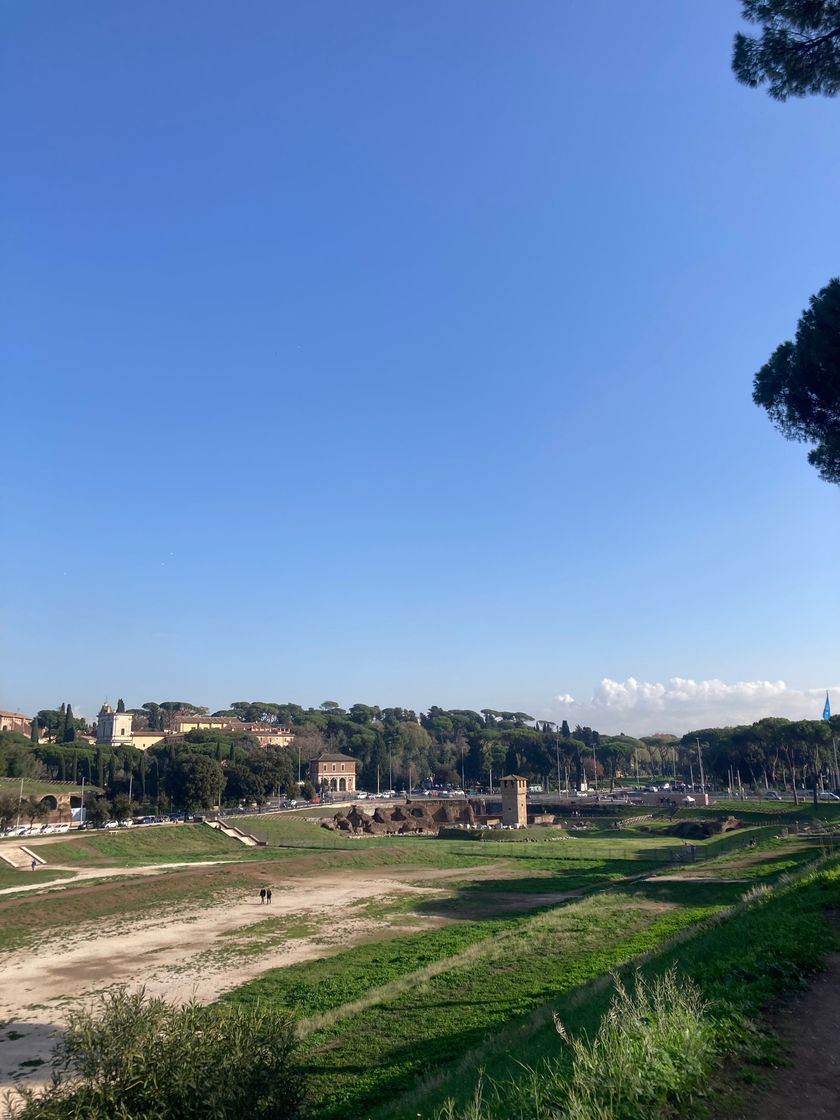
205, 819, 263, 847
0, 845, 47, 869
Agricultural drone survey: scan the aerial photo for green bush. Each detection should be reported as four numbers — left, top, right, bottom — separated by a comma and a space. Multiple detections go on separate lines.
8, 988, 304, 1120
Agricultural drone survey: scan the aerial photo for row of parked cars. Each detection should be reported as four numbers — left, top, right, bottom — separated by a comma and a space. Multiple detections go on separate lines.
2, 823, 74, 838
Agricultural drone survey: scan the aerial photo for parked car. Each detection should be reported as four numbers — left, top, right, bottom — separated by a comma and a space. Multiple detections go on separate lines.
765, 791, 783, 801
819, 791, 840, 801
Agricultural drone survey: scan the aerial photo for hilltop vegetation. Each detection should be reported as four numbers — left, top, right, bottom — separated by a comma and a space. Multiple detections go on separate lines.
4, 697, 839, 819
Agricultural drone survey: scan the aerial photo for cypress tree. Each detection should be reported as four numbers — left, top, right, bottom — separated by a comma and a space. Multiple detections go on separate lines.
117, 698, 126, 713
30, 717, 39, 743
96, 749, 105, 788
63, 704, 76, 743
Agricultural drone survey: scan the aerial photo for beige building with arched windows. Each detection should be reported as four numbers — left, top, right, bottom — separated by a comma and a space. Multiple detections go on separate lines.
310, 752, 357, 794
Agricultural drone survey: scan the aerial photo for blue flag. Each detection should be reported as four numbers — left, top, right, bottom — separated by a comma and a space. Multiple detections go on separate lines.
823, 692, 831, 721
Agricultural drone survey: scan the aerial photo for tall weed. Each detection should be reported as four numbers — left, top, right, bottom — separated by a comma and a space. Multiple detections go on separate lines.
434, 970, 714, 1120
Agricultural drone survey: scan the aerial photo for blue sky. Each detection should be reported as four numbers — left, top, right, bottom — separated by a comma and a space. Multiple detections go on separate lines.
2, 1, 838, 733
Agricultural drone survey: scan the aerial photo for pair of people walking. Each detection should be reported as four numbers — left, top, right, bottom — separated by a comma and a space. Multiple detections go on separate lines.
259, 887, 272, 904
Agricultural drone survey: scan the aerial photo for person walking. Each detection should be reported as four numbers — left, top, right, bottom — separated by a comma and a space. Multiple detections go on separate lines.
30, 859, 37, 872
259, 887, 266, 905
266, 887, 272, 905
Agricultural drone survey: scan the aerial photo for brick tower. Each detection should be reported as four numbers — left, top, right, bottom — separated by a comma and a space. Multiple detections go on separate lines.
500, 775, 527, 827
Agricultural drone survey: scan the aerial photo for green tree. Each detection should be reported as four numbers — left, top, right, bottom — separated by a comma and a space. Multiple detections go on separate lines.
0, 793, 19, 830
111, 794, 132, 822
752, 278, 840, 484
733, 1, 840, 100
116, 698, 126, 713
86, 799, 111, 826
165, 753, 225, 812
63, 704, 76, 743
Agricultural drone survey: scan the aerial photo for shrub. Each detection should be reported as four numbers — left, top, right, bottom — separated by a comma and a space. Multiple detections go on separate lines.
8, 988, 304, 1120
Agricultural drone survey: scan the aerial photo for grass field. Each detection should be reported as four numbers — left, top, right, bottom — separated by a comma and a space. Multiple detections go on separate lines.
4, 803, 835, 1120
213, 828, 833, 1120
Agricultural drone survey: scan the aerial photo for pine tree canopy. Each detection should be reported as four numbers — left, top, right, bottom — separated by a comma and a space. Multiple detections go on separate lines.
733, 1, 840, 100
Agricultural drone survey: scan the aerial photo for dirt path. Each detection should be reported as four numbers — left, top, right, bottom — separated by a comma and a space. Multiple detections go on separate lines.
0, 867, 443, 1106
0, 859, 240, 897
723, 952, 840, 1119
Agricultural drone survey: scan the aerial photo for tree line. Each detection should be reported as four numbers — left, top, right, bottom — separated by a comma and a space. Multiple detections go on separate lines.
4, 695, 839, 817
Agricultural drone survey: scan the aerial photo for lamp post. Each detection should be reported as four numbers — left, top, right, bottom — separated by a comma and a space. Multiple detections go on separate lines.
15, 775, 24, 830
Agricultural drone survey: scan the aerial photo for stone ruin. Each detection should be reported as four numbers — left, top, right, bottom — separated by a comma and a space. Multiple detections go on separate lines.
320, 798, 477, 836
664, 815, 741, 840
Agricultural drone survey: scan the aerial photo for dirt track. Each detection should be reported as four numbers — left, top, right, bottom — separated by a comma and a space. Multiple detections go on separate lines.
722, 952, 840, 1119
0, 865, 440, 1105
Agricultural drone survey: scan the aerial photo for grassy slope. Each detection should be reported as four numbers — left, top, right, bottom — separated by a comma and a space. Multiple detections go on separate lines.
32, 824, 251, 866
0, 776, 103, 797
390, 841, 837, 1120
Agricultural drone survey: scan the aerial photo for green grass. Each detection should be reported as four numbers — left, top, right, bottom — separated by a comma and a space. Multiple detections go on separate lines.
0, 776, 103, 797
303, 895, 721, 1119
32, 824, 257, 866
689, 800, 840, 823
224, 860, 738, 1120
0, 865, 76, 890
399, 856, 840, 1120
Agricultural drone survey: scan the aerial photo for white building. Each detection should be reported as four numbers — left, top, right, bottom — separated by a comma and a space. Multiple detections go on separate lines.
95, 704, 133, 747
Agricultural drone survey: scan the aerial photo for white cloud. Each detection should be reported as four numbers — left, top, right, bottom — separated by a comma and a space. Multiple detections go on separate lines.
548, 676, 834, 735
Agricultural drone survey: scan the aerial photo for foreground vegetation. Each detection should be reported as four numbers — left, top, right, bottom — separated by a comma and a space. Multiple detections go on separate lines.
418, 858, 840, 1120
8, 989, 303, 1120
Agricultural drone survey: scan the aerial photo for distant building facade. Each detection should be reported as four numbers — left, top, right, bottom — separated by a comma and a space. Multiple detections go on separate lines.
96, 704, 133, 746
0, 710, 33, 736
172, 715, 294, 747
310, 752, 357, 793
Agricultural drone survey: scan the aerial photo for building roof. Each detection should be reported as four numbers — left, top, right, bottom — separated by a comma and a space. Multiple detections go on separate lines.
315, 752, 356, 763
500, 774, 526, 782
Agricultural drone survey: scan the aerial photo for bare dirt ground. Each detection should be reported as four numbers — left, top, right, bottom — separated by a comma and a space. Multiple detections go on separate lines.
721, 951, 840, 1119
0, 865, 452, 1107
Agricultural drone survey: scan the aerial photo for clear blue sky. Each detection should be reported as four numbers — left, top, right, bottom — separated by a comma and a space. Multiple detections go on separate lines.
2, 1, 838, 734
